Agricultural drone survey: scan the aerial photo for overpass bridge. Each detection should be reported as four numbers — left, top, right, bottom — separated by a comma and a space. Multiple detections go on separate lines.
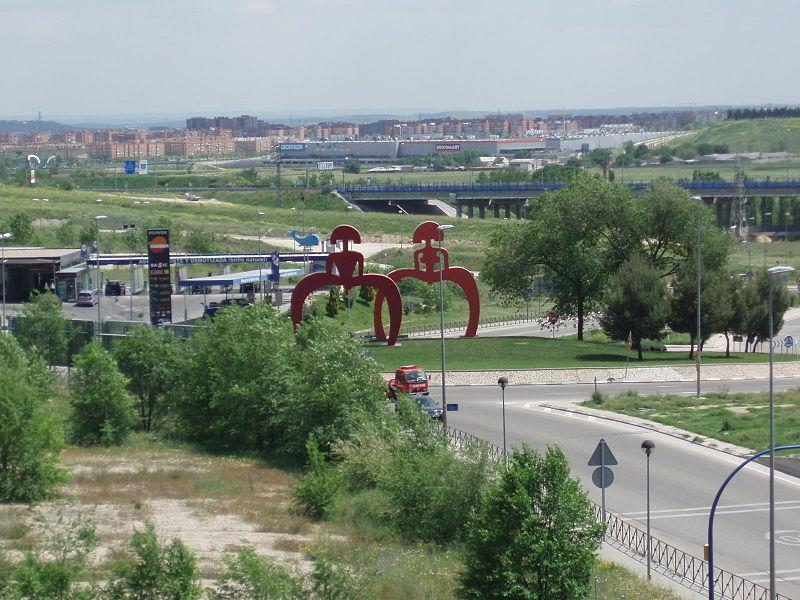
339, 179, 800, 219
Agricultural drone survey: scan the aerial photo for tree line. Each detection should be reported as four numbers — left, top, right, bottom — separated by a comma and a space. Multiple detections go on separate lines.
727, 107, 800, 120
482, 175, 790, 358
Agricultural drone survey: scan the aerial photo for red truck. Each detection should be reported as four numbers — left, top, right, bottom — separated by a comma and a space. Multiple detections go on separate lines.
387, 365, 430, 399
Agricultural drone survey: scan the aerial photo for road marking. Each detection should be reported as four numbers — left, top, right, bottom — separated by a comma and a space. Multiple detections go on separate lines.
543, 407, 551, 413
643, 504, 800, 521
765, 530, 800, 547
588, 416, 596, 421
624, 500, 800, 517
750, 576, 800, 583
741, 568, 800, 577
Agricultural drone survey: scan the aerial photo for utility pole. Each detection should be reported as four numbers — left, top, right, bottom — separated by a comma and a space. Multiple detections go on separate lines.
276, 156, 282, 208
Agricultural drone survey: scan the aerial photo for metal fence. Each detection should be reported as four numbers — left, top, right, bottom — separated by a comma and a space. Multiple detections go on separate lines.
435, 423, 793, 600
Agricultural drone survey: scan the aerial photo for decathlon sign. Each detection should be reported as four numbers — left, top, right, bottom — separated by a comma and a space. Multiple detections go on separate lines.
435, 143, 462, 152
280, 143, 306, 153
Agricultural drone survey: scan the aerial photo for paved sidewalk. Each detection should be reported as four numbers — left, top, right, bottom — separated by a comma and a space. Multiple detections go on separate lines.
384, 361, 800, 387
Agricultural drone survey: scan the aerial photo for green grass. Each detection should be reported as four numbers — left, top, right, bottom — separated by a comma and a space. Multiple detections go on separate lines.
0, 183, 497, 254
365, 336, 787, 371
583, 388, 800, 450
679, 117, 800, 154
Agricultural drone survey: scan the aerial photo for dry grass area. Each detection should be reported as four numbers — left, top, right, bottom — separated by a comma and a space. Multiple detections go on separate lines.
0, 435, 318, 578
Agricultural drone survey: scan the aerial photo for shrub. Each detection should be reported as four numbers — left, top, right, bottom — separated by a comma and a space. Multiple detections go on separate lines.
0, 336, 66, 502
293, 440, 344, 521
69, 342, 136, 446
459, 445, 604, 600
13, 291, 74, 366
106, 524, 201, 600
210, 547, 303, 600
174, 303, 297, 453
113, 326, 182, 431
14, 512, 98, 600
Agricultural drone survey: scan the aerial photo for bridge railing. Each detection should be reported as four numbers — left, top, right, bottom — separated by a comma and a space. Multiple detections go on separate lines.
434, 423, 793, 600
340, 179, 800, 194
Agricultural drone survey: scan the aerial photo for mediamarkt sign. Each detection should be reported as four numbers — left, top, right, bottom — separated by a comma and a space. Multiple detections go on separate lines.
435, 143, 462, 152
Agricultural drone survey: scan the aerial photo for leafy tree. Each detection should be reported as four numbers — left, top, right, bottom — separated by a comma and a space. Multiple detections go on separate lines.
459, 445, 604, 600
658, 147, 674, 163
325, 286, 341, 318
343, 161, 361, 174
106, 525, 201, 600
14, 291, 74, 366
113, 326, 182, 431
55, 222, 77, 246
639, 180, 732, 277
588, 148, 613, 179
3, 212, 35, 245
280, 319, 387, 457
0, 336, 66, 502
183, 228, 219, 254
634, 143, 650, 159
358, 284, 374, 305
482, 175, 637, 339
735, 270, 790, 352
68, 342, 136, 446
667, 263, 732, 359
600, 255, 669, 359
293, 438, 344, 520
174, 303, 296, 453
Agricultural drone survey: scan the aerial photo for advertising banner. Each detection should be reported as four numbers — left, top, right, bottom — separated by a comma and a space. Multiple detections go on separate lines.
147, 229, 172, 325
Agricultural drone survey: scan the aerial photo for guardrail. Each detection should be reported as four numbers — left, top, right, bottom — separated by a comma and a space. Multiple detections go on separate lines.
435, 423, 793, 600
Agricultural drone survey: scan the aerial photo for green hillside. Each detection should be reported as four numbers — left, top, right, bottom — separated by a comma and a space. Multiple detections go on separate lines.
680, 117, 800, 153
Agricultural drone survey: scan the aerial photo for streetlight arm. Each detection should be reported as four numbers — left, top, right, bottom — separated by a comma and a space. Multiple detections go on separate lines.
707, 444, 800, 599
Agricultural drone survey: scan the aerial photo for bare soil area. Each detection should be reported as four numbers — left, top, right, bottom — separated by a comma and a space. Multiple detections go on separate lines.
0, 439, 317, 577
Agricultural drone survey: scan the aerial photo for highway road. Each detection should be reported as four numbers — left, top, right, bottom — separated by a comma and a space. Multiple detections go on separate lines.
428, 379, 800, 598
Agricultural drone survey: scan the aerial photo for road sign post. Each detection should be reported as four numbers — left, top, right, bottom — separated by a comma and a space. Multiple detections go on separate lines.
588, 439, 618, 523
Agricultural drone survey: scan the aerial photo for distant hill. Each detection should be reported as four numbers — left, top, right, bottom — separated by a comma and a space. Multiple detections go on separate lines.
0, 120, 71, 134
679, 117, 800, 154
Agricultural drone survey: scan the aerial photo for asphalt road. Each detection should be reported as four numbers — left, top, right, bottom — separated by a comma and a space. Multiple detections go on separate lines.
427, 379, 800, 598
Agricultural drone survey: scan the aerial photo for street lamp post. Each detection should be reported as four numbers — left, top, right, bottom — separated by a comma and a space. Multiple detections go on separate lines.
437, 223, 454, 429
94, 216, 107, 339
764, 211, 772, 268
692, 196, 702, 399
498, 377, 508, 460
641, 440, 656, 581
785, 211, 790, 266
748, 216, 756, 277
767, 264, 794, 600
257, 212, 265, 301
0, 232, 12, 331
123, 223, 135, 321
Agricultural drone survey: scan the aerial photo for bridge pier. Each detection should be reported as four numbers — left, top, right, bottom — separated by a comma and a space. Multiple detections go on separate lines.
479, 204, 486, 219
504, 205, 511, 219
514, 204, 521, 219
493, 202, 500, 218
468, 203, 475, 219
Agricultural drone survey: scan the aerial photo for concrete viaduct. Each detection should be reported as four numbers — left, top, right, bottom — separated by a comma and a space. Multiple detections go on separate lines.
339, 180, 800, 220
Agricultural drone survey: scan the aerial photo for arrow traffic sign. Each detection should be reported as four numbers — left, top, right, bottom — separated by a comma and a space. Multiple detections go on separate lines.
588, 439, 618, 467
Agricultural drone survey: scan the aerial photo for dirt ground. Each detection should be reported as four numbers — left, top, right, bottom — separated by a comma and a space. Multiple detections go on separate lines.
0, 440, 318, 577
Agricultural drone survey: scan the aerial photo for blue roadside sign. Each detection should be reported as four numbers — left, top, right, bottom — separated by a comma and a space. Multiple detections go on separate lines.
446, 403, 459, 412
124, 160, 136, 175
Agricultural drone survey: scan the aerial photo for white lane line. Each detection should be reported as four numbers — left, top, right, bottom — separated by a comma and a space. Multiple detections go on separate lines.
588, 416, 596, 421
741, 569, 800, 577
644, 504, 800, 520
751, 576, 800, 583
625, 500, 800, 517
543, 407, 551, 413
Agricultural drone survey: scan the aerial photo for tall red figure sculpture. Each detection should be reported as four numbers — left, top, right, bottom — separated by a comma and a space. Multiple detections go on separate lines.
373, 221, 480, 340
290, 224, 404, 345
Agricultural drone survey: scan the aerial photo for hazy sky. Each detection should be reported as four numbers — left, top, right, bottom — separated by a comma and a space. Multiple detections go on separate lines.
2, 0, 799, 120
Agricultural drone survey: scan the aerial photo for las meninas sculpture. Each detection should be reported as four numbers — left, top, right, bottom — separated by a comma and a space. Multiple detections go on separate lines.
289, 221, 479, 346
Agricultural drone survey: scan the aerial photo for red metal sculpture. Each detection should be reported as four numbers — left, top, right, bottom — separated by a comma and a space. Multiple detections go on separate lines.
373, 221, 480, 340
290, 224, 404, 345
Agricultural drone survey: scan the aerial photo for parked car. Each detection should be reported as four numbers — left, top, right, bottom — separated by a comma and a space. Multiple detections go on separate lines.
201, 302, 222, 319
221, 298, 253, 308
75, 289, 99, 307
413, 394, 443, 420
104, 280, 125, 296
